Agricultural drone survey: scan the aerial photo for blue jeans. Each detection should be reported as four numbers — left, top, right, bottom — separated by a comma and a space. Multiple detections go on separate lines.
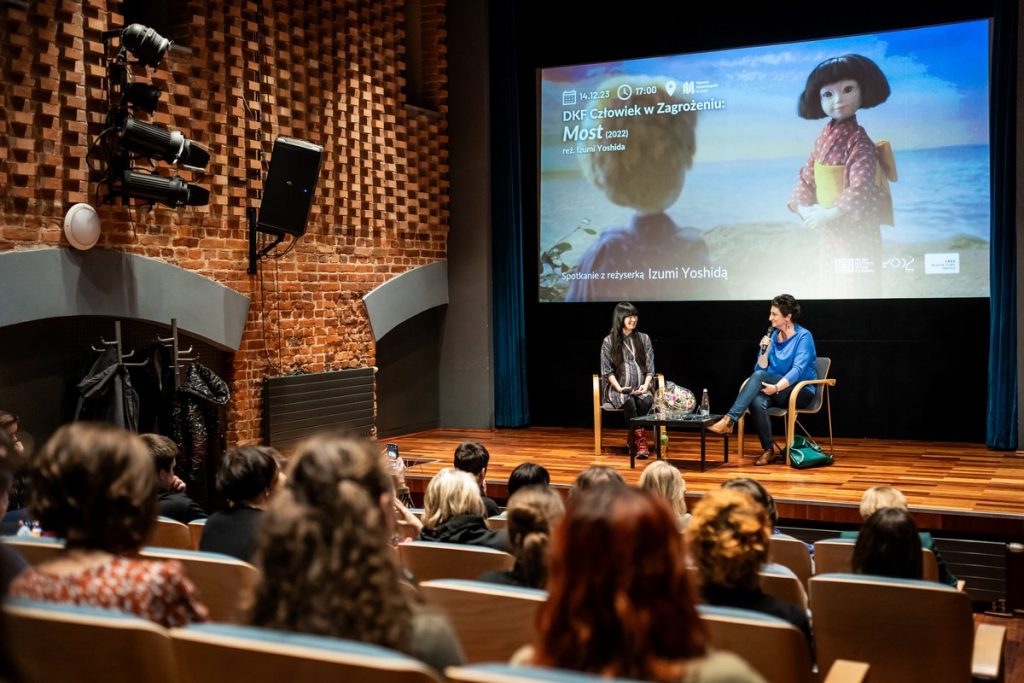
725, 370, 813, 450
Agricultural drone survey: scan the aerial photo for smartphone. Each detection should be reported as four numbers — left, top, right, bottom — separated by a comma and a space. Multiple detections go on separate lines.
385, 442, 399, 459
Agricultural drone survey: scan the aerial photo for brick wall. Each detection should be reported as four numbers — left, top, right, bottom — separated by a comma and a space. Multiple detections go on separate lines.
0, 0, 449, 444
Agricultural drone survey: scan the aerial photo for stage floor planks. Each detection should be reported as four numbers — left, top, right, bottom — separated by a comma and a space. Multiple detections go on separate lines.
392, 426, 1024, 539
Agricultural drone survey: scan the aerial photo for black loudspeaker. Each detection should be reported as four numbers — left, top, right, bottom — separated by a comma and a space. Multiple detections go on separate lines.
257, 137, 324, 237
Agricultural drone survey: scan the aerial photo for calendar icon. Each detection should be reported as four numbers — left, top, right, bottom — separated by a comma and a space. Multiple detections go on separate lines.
561, 90, 577, 106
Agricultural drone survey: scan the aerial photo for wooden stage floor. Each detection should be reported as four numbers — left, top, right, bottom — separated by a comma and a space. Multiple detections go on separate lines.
392, 426, 1024, 539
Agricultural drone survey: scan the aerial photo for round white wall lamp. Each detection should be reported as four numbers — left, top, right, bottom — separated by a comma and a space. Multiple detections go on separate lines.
63, 203, 102, 250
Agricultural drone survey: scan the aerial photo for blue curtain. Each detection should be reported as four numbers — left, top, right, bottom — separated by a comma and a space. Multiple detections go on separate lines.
490, 0, 529, 427
987, 0, 1018, 449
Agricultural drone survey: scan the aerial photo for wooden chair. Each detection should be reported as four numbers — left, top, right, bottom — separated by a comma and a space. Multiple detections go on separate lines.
145, 516, 195, 550
485, 515, 507, 530
419, 579, 545, 663
686, 564, 808, 611
1, 535, 65, 565
171, 623, 443, 683
397, 541, 514, 582
813, 538, 939, 582
447, 663, 654, 682
3, 598, 178, 683
592, 372, 664, 455
769, 535, 813, 590
698, 604, 814, 683
140, 548, 260, 623
809, 573, 1005, 682
188, 518, 206, 550
737, 356, 836, 462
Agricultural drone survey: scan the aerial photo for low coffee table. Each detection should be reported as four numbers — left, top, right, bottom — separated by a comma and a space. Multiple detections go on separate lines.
630, 412, 729, 472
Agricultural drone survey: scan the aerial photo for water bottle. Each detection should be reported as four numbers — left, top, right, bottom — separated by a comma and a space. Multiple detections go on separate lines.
700, 388, 710, 417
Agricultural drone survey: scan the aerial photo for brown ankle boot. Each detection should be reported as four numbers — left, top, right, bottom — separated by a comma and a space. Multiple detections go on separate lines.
634, 427, 649, 459
755, 447, 784, 466
708, 416, 733, 434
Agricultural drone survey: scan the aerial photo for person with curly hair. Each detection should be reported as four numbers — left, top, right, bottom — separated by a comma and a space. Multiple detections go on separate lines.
687, 488, 811, 649
639, 461, 690, 530
8, 422, 207, 627
249, 435, 464, 673
527, 486, 763, 682
478, 486, 564, 589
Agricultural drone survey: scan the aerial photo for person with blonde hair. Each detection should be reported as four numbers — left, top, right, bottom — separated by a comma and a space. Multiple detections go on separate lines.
479, 487, 565, 589
840, 485, 956, 586
639, 461, 689, 529
9, 423, 207, 627
249, 435, 464, 673
687, 489, 811, 649
419, 468, 508, 550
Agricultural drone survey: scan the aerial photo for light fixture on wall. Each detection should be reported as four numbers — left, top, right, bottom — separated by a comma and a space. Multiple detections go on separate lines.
63, 203, 102, 250
119, 23, 172, 67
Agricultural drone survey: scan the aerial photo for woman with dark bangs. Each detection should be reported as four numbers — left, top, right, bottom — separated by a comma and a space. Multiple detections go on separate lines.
527, 486, 764, 682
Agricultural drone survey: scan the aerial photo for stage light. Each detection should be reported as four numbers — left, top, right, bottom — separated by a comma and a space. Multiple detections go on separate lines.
125, 83, 161, 113
122, 118, 210, 168
122, 170, 210, 207
120, 24, 172, 68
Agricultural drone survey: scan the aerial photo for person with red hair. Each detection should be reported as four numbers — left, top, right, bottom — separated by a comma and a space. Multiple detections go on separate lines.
527, 486, 763, 682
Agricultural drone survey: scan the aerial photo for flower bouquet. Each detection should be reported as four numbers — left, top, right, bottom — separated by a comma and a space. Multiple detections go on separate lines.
660, 382, 696, 417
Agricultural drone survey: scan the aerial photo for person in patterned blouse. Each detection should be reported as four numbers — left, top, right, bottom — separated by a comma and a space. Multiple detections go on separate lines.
789, 54, 893, 298
9, 423, 207, 628
600, 302, 656, 458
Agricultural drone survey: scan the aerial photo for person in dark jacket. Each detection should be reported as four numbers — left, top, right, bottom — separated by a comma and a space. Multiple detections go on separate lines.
142, 433, 207, 524
453, 442, 500, 517
418, 468, 509, 551
200, 445, 284, 562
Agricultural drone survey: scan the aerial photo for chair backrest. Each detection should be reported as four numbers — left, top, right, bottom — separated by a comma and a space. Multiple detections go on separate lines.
798, 356, 831, 412
1, 535, 65, 565
398, 541, 514, 582
146, 516, 195, 550
485, 515, 507, 530
809, 573, 973, 683
686, 564, 807, 611
814, 538, 939, 582
419, 579, 546, 663
768, 536, 813, 590
3, 598, 178, 683
447, 663, 648, 682
188, 518, 207, 550
140, 547, 260, 623
698, 604, 814, 683
170, 623, 443, 683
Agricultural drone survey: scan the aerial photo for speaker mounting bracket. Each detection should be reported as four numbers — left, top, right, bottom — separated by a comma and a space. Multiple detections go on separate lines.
247, 206, 284, 275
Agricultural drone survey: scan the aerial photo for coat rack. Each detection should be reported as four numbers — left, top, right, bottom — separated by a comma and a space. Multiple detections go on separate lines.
156, 318, 197, 391
91, 321, 148, 368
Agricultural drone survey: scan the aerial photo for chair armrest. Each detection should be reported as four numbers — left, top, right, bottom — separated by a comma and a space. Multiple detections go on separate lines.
956, 579, 966, 592
656, 373, 665, 397
788, 377, 837, 411
822, 659, 870, 683
971, 622, 1006, 680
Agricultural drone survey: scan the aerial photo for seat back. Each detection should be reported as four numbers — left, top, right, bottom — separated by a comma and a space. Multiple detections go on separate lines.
801, 356, 831, 413
3, 598, 178, 683
397, 541, 514, 582
419, 579, 545, 663
145, 517, 195, 550
814, 539, 939, 582
447, 663, 648, 682
188, 519, 207, 550
170, 623, 442, 683
686, 564, 807, 611
809, 573, 973, 683
1, 535, 65, 565
768, 536, 812, 589
140, 548, 259, 623
698, 604, 814, 683
485, 515, 507, 530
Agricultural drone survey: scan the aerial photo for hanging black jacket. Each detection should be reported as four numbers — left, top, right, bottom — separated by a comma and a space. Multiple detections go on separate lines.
75, 346, 139, 431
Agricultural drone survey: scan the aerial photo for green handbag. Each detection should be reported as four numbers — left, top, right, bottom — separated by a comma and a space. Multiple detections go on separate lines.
788, 434, 834, 469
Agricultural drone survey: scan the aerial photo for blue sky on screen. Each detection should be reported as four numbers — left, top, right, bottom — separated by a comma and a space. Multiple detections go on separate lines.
542, 20, 989, 162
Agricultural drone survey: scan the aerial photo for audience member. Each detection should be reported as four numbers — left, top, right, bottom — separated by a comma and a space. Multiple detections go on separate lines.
507, 462, 550, 497
419, 468, 509, 551
852, 507, 923, 580
453, 442, 500, 516
526, 486, 763, 682
570, 465, 624, 496
0, 411, 29, 520
639, 461, 690, 530
141, 433, 207, 524
841, 485, 956, 585
249, 435, 464, 673
0, 429, 27, 594
8, 423, 207, 627
0, 412, 24, 457
687, 489, 812, 650
478, 487, 564, 589
721, 477, 806, 548
199, 445, 284, 562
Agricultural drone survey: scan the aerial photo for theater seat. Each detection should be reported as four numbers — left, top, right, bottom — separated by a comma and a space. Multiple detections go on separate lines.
397, 541, 514, 582
140, 547, 259, 623
698, 604, 813, 683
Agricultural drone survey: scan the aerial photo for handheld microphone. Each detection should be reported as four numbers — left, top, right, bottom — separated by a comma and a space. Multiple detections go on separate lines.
760, 326, 773, 354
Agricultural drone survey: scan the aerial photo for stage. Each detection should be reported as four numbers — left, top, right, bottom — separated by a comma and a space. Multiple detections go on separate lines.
392, 426, 1024, 540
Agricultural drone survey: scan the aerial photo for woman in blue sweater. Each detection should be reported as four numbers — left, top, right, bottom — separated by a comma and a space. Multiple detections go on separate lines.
709, 294, 817, 465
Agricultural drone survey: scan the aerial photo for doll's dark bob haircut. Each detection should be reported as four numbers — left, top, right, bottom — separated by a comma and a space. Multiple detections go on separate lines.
797, 54, 891, 120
